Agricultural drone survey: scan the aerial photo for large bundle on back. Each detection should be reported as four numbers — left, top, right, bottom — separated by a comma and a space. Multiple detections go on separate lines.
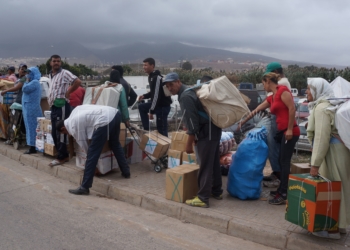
83, 82, 123, 108
195, 76, 250, 129
335, 101, 350, 150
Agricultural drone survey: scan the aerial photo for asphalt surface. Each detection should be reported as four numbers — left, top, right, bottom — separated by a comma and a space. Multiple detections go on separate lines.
0, 155, 276, 250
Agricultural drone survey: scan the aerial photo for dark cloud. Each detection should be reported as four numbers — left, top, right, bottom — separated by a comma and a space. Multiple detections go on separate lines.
1, 0, 350, 65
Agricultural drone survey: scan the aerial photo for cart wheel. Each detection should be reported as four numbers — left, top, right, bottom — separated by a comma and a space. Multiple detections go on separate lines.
13, 141, 19, 150
154, 165, 162, 173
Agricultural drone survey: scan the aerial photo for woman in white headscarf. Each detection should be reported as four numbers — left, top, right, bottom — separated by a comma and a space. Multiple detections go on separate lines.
306, 78, 350, 239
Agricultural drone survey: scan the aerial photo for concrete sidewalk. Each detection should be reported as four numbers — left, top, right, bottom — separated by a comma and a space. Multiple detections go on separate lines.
0, 143, 348, 250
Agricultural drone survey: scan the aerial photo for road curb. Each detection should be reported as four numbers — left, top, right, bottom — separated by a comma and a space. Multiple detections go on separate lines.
1, 147, 347, 250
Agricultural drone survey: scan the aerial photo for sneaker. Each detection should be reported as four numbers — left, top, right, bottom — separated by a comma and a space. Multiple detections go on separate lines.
312, 231, 341, 240
263, 175, 281, 188
268, 193, 286, 205
211, 193, 223, 200
185, 196, 209, 208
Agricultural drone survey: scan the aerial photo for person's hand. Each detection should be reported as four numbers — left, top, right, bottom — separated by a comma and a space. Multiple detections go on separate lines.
1, 90, 7, 96
310, 166, 319, 177
125, 120, 130, 128
285, 129, 293, 141
148, 113, 154, 120
186, 143, 194, 154
65, 91, 70, 99
138, 95, 144, 101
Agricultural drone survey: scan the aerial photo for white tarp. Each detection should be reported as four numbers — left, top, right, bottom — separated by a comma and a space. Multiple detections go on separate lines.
196, 76, 250, 129
335, 101, 350, 150
330, 76, 350, 98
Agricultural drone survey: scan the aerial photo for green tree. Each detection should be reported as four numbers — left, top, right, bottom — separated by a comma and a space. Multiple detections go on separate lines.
182, 61, 192, 71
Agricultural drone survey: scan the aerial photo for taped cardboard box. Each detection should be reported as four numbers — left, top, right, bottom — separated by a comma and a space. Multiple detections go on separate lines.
166, 164, 199, 203
168, 149, 182, 169
171, 131, 189, 152
290, 163, 311, 174
285, 174, 341, 232
75, 151, 119, 175
127, 136, 147, 164
182, 152, 196, 165
140, 131, 171, 159
44, 143, 57, 156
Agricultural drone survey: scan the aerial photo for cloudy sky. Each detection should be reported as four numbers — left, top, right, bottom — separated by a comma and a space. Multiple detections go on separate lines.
1, 0, 350, 65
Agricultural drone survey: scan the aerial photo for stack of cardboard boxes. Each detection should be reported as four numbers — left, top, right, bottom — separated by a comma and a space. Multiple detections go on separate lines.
35, 117, 45, 153
167, 131, 197, 169
139, 131, 171, 159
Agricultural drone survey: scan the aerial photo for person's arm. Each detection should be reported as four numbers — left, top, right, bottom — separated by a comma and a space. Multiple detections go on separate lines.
118, 87, 130, 124
22, 80, 39, 94
128, 87, 138, 107
237, 100, 270, 130
140, 91, 151, 100
149, 75, 162, 114
281, 91, 296, 141
309, 106, 332, 176
1, 82, 23, 96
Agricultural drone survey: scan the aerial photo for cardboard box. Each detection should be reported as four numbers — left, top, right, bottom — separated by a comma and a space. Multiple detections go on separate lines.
168, 149, 182, 169
140, 131, 171, 158
75, 150, 119, 174
170, 131, 189, 152
166, 164, 200, 203
44, 119, 52, 133
182, 152, 196, 165
290, 163, 311, 174
285, 174, 341, 232
45, 133, 55, 145
44, 143, 57, 156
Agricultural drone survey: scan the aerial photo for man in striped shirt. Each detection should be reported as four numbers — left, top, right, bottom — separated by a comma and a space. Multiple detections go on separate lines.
48, 54, 82, 166
138, 58, 172, 136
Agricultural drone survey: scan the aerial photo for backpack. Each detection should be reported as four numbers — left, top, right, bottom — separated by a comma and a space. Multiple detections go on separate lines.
186, 76, 250, 129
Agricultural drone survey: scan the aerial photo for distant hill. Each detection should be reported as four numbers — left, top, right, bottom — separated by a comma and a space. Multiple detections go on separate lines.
0, 41, 343, 69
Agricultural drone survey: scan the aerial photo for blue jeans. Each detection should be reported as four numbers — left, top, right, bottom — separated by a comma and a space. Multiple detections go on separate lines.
268, 115, 281, 173
81, 113, 130, 189
138, 102, 171, 137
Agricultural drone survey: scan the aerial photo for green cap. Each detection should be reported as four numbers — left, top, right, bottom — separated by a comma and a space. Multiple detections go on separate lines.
264, 62, 282, 74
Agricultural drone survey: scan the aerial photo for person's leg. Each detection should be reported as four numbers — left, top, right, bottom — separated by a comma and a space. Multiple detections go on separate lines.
268, 115, 281, 174
80, 125, 108, 189
196, 139, 221, 205
138, 102, 152, 131
155, 106, 170, 137
50, 106, 59, 151
108, 113, 130, 177
211, 140, 223, 197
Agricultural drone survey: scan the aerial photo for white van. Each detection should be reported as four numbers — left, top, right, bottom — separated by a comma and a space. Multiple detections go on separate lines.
291, 88, 298, 97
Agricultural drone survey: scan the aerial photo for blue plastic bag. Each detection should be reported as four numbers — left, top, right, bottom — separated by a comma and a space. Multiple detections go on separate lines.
227, 126, 269, 200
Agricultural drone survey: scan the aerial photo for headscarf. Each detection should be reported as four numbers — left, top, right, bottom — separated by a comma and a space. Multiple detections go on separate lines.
26, 66, 41, 81
307, 78, 334, 110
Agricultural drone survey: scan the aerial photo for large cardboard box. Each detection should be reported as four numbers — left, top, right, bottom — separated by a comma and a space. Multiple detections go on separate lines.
285, 174, 341, 232
290, 163, 311, 174
166, 164, 199, 203
168, 149, 182, 169
44, 143, 57, 156
182, 152, 196, 165
127, 136, 147, 164
140, 131, 171, 158
170, 131, 189, 152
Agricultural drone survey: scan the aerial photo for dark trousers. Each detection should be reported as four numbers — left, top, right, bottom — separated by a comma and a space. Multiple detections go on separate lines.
196, 139, 223, 204
277, 135, 299, 195
138, 102, 171, 137
51, 103, 71, 160
81, 113, 130, 189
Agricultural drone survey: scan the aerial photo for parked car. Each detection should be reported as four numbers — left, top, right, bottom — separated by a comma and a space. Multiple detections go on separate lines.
239, 82, 254, 90
295, 120, 312, 152
239, 89, 264, 111
295, 103, 309, 120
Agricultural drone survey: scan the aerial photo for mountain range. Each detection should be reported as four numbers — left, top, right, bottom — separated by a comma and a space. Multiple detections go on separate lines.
0, 41, 341, 69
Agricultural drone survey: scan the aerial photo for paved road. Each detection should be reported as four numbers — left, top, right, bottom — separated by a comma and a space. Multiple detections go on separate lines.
0, 155, 276, 250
